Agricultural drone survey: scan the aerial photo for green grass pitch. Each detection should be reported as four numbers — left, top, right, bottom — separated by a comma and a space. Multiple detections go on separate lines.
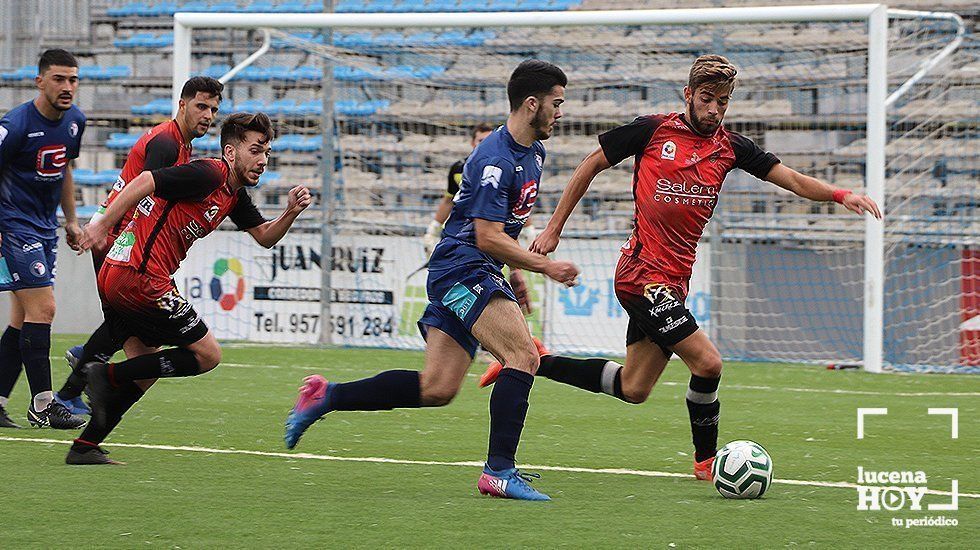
0, 335, 976, 548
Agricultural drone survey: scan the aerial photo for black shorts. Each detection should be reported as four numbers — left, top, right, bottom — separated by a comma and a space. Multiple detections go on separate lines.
99, 266, 209, 349
618, 283, 700, 355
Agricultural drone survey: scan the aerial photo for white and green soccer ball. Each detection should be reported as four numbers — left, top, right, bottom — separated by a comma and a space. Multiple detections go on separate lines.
712, 440, 773, 499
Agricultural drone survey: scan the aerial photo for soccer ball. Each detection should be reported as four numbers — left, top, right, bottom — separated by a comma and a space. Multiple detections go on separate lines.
712, 440, 773, 499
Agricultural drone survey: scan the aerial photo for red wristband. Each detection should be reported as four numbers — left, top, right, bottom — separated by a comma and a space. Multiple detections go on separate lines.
832, 189, 852, 204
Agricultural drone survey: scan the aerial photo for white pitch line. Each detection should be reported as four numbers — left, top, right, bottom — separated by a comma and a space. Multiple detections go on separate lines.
1, 436, 975, 499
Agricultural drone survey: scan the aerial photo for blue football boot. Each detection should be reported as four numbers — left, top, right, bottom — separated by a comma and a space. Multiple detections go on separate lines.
284, 375, 333, 449
478, 465, 551, 501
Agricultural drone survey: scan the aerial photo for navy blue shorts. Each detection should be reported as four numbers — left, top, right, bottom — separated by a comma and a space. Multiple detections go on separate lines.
0, 232, 58, 292
418, 265, 517, 358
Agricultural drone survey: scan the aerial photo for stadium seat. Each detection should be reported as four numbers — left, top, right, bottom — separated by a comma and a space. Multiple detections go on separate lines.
235, 99, 266, 112
268, 99, 299, 116
242, 1, 277, 12
210, 1, 239, 11
201, 64, 232, 79
107, 2, 145, 17
336, 0, 364, 13
146, 2, 179, 16
106, 133, 141, 150
131, 98, 172, 115
0, 65, 36, 81
177, 1, 210, 12
294, 65, 324, 80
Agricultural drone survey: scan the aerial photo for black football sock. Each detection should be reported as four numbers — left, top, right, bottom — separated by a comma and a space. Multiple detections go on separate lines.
537, 355, 628, 400
59, 322, 121, 399
329, 370, 421, 411
0, 326, 23, 403
487, 368, 534, 472
686, 373, 721, 462
107, 348, 201, 385
20, 322, 52, 401
73, 381, 145, 448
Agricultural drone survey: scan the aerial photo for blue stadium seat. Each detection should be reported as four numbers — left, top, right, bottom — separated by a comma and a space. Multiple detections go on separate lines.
106, 133, 141, 150
257, 170, 281, 187
243, 1, 276, 12
72, 168, 98, 186
427, 0, 459, 12
297, 100, 322, 116
97, 169, 122, 185
277, 1, 309, 12
268, 99, 298, 116
336, 0, 363, 13
294, 65, 323, 80
0, 66, 35, 81
131, 98, 172, 115
210, 1, 239, 11
107, 65, 132, 79
147, 2, 179, 16
240, 66, 270, 81
235, 99, 266, 112
201, 64, 232, 79
177, 1, 210, 12
107, 2, 144, 17
266, 65, 294, 81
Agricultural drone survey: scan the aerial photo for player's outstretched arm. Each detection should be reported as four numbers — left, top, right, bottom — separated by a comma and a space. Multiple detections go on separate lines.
474, 218, 579, 287
61, 164, 83, 251
531, 147, 611, 254
246, 185, 312, 248
765, 164, 882, 219
77, 170, 155, 252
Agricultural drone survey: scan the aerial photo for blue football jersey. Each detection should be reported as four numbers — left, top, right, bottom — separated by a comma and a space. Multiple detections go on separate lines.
0, 100, 86, 237
429, 124, 544, 272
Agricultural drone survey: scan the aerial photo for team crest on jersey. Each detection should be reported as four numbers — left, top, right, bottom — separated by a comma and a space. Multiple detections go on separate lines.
480, 165, 503, 189
509, 179, 538, 222
534, 153, 543, 170
661, 141, 676, 161
69, 121, 79, 138
35, 144, 68, 177
0, 126, 7, 147
204, 205, 219, 222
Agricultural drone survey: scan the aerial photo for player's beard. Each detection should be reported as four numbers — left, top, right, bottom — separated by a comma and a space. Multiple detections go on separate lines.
531, 108, 552, 141
686, 99, 720, 136
50, 92, 73, 112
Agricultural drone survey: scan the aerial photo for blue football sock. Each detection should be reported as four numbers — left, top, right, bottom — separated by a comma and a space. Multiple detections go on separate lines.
329, 370, 420, 411
487, 368, 534, 472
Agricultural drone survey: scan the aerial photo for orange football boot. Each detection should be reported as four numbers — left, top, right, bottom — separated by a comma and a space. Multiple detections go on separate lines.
694, 456, 715, 481
478, 337, 549, 388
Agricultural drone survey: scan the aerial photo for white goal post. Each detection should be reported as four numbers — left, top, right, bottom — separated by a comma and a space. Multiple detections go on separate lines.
170, 5, 966, 374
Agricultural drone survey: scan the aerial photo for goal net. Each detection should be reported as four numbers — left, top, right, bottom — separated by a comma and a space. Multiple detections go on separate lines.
168, 6, 976, 373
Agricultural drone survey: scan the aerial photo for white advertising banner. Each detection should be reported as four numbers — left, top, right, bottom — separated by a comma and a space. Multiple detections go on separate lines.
176, 232, 710, 356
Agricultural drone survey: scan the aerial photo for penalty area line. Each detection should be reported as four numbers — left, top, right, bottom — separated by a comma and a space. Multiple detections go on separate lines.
1, 436, 976, 499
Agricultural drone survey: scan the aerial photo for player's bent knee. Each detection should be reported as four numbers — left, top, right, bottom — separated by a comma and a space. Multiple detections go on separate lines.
507, 345, 540, 375
694, 353, 723, 379
193, 346, 222, 373
421, 385, 458, 407
620, 383, 651, 404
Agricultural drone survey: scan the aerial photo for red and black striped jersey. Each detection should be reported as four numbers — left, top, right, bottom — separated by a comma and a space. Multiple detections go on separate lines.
599, 112, 780, 278
104, 158, 265, 291
98, 119, 192, 240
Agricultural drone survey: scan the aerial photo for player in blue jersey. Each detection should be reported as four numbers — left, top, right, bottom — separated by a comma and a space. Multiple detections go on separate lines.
0, 49, 87, 430
285, 60, 579, 500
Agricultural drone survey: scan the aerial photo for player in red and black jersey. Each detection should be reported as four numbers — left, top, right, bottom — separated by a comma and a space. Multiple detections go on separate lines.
63, 112, 312, 464
480, 55, 881, 480
56, 76, 225, 415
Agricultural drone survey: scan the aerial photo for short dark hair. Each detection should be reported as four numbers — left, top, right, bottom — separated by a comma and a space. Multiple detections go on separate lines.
181, 76, 224, 101
471, 122, 494, 139
506, 60, 567, 112
38, 49, 77, 74
220, 112, 275, 148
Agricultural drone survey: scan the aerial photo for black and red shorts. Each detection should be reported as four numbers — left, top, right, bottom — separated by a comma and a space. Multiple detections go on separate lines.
615, 254, 699, 354
97, 265, 208, 348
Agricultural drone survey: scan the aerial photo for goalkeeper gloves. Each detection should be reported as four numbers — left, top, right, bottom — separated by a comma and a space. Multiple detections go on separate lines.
423, 219, 443, 257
